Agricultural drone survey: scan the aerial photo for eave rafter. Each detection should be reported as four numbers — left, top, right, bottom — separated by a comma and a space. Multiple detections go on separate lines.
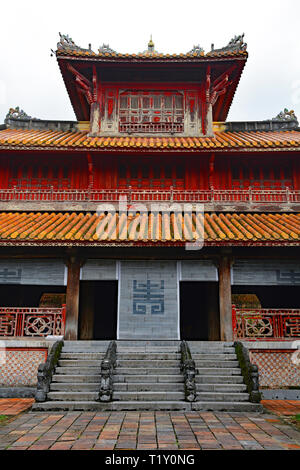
67, 63, 98, 107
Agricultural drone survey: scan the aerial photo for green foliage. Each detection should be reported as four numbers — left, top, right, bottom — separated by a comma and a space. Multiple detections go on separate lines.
0, 415, 9, 424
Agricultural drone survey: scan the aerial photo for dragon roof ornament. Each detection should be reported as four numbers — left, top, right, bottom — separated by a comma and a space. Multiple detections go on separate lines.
187, 45, 205, 56
272, 109, 298, 122
210, 34, 247, 53
5, 107, 33, 121
57, 33, 93, 53
98, 44, 117, 54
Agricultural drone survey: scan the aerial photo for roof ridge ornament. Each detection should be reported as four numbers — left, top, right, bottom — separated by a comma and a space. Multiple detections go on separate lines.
5, 107, 33, 121
272, 108, 298, 122
187, 45, 204, 56
210, 33, 247, 53
140, 36, 160, 56
57, 33, 93, 53
148, 35, 155, 52
98, 43, 117, 54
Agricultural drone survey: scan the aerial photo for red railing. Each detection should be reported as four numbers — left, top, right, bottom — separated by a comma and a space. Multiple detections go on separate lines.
0, 187, 299, 204
232, 305, 300, 341
0, 305, 66, 337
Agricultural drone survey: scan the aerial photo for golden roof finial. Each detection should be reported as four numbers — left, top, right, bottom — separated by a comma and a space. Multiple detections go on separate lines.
148, 35, 154, 51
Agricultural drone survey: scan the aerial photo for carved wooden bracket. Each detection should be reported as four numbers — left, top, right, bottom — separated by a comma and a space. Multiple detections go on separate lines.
67, 64, 101, 135
200, 65, 235, 135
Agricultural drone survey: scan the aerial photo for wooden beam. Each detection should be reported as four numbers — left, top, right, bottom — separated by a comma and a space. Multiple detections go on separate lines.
65, 256, 81, 340
218, 255, 233, 341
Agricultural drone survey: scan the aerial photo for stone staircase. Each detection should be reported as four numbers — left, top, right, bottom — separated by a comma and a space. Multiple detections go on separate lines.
32, 341, 109, 411
111, 340, 186, 410
32, 340, 262, 412
189, 341, 262, 412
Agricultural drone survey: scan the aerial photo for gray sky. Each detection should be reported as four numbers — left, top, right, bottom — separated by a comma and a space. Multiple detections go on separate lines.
1, 0, 299, 124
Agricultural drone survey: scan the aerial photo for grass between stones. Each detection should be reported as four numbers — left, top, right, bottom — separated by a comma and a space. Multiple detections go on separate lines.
289, 414, 300, 430
0, 415, 10, 425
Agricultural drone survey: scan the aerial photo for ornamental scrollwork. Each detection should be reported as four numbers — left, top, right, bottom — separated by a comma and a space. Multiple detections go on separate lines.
245, 317, 273, 337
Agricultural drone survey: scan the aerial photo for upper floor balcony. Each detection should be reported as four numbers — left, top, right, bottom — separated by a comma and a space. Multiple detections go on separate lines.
1, 186, 300, 212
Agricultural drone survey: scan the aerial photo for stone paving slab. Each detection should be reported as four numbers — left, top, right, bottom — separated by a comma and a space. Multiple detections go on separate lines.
0, 409, 300, 450
262, 400, 300, 416
0, 399, 34, 415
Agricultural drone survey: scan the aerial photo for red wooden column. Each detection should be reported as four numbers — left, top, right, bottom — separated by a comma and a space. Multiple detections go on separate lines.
218, 255, 233, 341
65, 256, 81, 340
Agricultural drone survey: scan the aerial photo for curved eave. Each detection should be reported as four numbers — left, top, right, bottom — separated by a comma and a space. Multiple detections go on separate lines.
0, 239, 298, 248
1, 144, 300, 154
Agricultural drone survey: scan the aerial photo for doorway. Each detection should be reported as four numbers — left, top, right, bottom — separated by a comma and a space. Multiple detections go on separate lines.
180, 281, 220, 340
79, 281, 118, 340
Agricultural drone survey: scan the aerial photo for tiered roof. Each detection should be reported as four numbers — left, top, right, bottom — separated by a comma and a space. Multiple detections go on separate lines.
0, 211, 298, 246
1, 127, 300, 152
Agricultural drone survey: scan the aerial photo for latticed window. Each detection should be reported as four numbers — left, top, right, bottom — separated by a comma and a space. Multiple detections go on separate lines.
119, 91, 184, 133
231, 163, 293, 189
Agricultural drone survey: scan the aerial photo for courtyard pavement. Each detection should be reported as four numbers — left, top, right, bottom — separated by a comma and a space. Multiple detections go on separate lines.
0, 403, 300, 450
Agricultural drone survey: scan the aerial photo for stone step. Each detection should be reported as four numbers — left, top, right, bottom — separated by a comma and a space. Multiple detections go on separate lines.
55, 367, 101, 375
195, 375, 244, 384
196, 384, 247, 393
191, 354, 237, 360
113, 382, 184, 392
60, 353, 105, 360
52, 374, 100, 383
32, 401, 192, 411
113, 391, 185, 401
191, 402, 263, 412
62, 345, 109, 351
48, 391, 99, 401
50, 383, 100, 392
194, 360, 239, 368
196, 392, 250, 402
196, 368, 241, 376
63, 340, 110, 349
189, 346, 235, 352
114, 367, 181, 375
117, 349, 179, 354
116, 340, 180, 346
116, 360, 180, 367
58, 360, 102, 367
188, 341, 234, 347
117, 353, 180, 360
114, 374, 184, 383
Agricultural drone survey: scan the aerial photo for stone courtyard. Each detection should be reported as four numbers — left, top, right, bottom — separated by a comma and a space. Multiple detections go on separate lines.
1, 404, 300, 450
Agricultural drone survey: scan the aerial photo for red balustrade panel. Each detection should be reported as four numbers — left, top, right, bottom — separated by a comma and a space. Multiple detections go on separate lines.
0, 306, 66, 337
232, 306, 300, 341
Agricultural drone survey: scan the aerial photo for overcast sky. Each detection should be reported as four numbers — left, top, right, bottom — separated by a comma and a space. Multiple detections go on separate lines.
0, 0, 299, 124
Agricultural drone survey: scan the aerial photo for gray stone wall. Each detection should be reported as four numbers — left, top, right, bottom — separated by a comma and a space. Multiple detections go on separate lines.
118, 261, 179, 339
232, 259, 300, 285
180, 260, 218, 281
81, 259, 117, 280
0, 260, 66, 285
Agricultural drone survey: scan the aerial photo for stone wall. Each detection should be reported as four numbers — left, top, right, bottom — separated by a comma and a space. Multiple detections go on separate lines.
118, 260, 179, 339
